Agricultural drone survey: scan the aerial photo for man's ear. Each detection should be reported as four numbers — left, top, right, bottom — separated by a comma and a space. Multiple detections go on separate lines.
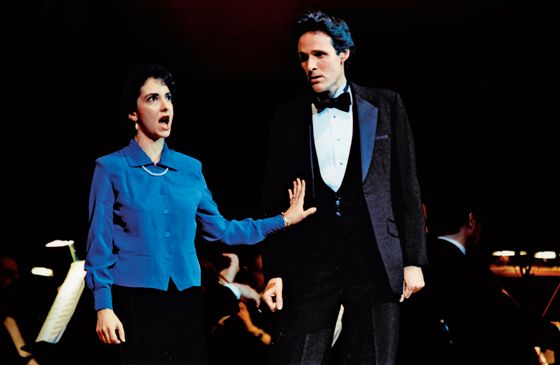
467, 212, 476, 229
339, 49, 350, 63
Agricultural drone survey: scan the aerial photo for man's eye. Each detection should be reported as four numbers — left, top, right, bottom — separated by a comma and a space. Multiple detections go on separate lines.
298, 54, 309, 62
165, 93, 172, 101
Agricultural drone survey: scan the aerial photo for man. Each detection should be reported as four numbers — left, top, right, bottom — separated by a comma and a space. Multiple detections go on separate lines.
260, 10, 427, 364
417, 195, 545, 365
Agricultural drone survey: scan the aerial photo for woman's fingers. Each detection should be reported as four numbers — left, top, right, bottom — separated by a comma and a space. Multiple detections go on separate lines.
291, 178, 304, 203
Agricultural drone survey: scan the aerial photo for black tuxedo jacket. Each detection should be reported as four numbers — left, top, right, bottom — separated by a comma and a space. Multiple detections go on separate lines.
260, 83, 427, 296
421, 236, 541, 364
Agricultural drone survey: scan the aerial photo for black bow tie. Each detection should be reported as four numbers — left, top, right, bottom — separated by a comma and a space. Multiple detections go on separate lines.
313, 92, 351, 113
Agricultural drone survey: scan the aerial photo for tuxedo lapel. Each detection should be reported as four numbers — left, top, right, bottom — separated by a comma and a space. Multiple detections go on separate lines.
354, 92, 379, 182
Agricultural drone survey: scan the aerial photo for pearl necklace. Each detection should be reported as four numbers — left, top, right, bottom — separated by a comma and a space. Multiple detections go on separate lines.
141, 165, 169, 176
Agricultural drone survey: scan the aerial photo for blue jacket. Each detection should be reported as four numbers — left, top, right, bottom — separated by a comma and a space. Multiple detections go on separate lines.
85, 140, 284, 310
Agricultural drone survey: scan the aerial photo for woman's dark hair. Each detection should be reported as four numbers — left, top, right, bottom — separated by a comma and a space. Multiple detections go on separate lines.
120, 64, 176, 120
290, 10, 355, 56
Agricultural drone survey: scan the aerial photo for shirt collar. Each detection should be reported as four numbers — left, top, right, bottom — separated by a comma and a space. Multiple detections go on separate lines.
332, 82, 351, 99
122, 139, 177, 170
311, 82, 353, 115
437, 236, 467, 255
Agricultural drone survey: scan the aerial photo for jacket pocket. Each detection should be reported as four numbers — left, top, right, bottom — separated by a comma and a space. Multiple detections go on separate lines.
387, 218, 399, 238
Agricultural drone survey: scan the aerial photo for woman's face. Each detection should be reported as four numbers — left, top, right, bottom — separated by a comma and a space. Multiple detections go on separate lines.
128, 77, 174, 141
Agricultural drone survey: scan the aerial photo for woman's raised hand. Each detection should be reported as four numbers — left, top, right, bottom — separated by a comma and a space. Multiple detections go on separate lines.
281, 178, 317, 227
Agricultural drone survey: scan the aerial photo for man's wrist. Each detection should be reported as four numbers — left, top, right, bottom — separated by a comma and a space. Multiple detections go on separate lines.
223, 282, 241, 300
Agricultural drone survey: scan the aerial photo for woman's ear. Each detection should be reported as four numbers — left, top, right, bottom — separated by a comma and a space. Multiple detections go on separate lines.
128, 112, 138, 122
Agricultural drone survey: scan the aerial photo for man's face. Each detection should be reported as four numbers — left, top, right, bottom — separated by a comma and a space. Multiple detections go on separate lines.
297, 31, 349, 95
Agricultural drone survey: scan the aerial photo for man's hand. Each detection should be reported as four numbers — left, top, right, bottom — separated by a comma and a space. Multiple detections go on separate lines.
231, 282, 261, 307
219, 253, 240, 284
263, 277, 284, 311
96, 309, 126, 344
400, 266, 425, 302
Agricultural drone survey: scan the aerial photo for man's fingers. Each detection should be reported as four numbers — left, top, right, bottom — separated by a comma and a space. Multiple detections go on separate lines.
263, 292, 276, 311
276, 293, 283, 310
263, 290, 283, 311
402, 286, 413, 301
263, 278, 284, 312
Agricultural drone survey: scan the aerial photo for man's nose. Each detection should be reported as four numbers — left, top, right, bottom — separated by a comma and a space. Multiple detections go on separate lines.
307, 57, 318, 71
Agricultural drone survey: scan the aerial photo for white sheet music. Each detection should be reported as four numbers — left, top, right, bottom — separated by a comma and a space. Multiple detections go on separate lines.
35, 260, 86, 344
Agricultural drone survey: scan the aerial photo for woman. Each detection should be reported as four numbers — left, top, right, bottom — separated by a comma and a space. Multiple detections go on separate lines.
84, 64, 315, 364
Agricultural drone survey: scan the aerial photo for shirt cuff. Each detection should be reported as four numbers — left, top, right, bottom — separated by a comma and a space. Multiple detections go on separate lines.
223, 283, 241, 300
259, 215, 286, 236
94, 287, 113, 311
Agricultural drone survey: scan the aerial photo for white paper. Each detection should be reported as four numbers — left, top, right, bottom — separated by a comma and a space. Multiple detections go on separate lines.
35, 260, 86, 344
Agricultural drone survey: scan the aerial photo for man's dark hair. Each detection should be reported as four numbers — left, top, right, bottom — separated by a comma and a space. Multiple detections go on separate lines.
121, 64, 176, 120
429, 191, 484, 236
290, 10, 355, 56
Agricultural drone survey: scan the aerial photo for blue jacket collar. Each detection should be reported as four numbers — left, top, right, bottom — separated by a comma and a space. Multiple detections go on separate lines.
123, 139, 177, 170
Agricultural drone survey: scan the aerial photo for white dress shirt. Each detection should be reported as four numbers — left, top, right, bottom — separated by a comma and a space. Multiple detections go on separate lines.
312, 85, 353, 192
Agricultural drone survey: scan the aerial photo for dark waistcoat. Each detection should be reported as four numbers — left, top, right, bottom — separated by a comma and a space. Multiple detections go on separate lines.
304, 112, 388, 293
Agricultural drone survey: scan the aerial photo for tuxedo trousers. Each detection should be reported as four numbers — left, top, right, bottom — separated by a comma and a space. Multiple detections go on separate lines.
266, 282, 399, 365
265, 211, 399, 365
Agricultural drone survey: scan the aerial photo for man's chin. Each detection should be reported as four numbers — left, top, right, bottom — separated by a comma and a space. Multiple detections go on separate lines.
310, 83, 326, 93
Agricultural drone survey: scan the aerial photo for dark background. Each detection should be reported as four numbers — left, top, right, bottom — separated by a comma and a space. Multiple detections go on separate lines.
7, 0, 558, 266
1, 1, 558, 360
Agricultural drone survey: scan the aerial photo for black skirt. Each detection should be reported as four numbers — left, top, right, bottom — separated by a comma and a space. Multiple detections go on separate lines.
112, 282, 207, 365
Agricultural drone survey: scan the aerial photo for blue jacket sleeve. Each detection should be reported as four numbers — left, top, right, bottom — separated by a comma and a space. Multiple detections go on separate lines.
84, 161, 115, 310
195, 173, 285, 244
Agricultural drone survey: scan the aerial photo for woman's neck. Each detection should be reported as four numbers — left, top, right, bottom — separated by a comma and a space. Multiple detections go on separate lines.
134, 135, 165, 164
